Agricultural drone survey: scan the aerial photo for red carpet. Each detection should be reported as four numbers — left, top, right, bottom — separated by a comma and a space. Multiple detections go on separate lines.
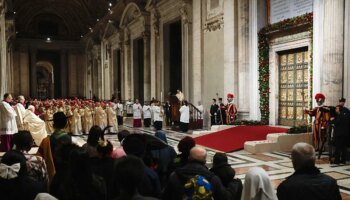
194, 126, 288, 152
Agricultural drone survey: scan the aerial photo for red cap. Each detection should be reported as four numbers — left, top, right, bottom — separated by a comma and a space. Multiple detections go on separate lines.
227, 93, 234, 98
315, 93, 325, 100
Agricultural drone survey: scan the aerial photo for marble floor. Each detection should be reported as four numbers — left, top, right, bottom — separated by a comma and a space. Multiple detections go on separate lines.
92, 121, 350, 200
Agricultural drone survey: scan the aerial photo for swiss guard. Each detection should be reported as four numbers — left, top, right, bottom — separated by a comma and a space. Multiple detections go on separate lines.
305, 93, 331, 152
226, 93, 237, 125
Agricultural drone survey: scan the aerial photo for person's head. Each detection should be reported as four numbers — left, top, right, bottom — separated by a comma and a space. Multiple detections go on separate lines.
53, 112, 68, 129
87, 126, 102, 146
177, 89, 181, 93
339, 98, 346, 107
335, 105, 341, 114
0, 150, 27, 179
178, 136, 196, 155
189, 146, 207, 164
212, 99, 216, 104
28, 105, 35, 113
227, 93, 234, 103
17, 95, 25, 104
218, 98, 223, 103
291, 142, 316, 170
97, 140, 114, 157
3, 93, 13, 103
122, 134, 146, 158
135, 99, 139, 104
197, 101, 201, 106
212, 152, 228, 167
118, 130, 130, 142
241, 167, 277, 200
315, 93, 325, 106
12, 131, 34, 152
69, 147, 93, 179
183, 100, 188, 106
114, 155, 145, 193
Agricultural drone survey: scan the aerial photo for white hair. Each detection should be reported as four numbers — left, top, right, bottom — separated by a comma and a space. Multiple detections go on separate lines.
291, 142, 315, 170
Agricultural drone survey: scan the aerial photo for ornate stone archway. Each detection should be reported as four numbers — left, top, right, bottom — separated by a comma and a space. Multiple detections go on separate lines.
36, 60, 54, 99
119, 2, 151, 102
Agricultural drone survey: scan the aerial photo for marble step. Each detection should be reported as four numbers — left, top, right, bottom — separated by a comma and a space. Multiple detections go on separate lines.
192, 130, 213, 135
266, 133, 287, 142
244, 140, 279, 153
210, 125, 234, 132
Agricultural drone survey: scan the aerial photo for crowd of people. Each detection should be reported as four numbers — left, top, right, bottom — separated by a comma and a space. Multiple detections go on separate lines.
0, 91, 347, 200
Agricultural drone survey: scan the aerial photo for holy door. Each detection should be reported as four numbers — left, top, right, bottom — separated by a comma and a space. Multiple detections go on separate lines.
278, 49, 309, 126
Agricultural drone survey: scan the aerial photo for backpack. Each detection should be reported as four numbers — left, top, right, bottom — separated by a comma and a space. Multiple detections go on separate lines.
183, 175, 214, 200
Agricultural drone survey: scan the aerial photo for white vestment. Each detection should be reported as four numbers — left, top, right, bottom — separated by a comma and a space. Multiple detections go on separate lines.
0, 101, 18, 135
153, 106, 163, 122
23, 110, 47, 146
143, 105, 152, 119
126, 101, 133, 115
179, 105, 189, 123
133, 103, 142, 119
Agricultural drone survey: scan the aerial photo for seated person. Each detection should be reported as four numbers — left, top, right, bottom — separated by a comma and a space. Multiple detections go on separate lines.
0, 150, 47, 200
241, 167, 277, 200
12, 131, 48, 183
114, 156, 159, 200
277, 142, 341, 200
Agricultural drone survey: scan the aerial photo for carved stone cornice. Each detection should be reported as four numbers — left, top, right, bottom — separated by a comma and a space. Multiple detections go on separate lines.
203, 16, 224, 32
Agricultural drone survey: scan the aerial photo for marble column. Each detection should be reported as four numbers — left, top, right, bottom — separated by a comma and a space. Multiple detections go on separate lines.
238, 0, 250, 119
248, 0, 260, 120
0, 9, 6, 96
30, 48, 37, 98
149, 8, 159, 99
313, 0, 324, 100
180, 3, 192, 101
224, 0, 237, 99
192, 0, 202, 104
344, 0, 350, 101
321, 0, 344, 106
60, 50, 68, 97
143, 31, 151, 102
124, 33, 131, 100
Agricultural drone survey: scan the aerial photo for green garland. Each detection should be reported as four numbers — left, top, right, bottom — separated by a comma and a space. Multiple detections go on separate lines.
258, 13, 313, 124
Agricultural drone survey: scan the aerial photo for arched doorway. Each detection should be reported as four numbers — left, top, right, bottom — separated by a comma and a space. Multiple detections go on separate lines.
36, 61, 54, 99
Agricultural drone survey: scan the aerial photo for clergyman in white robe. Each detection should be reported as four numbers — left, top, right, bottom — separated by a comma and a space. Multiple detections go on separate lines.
23, 106, 47, 146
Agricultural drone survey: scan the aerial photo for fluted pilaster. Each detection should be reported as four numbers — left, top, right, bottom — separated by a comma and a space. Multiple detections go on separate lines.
321, 0, 344, 105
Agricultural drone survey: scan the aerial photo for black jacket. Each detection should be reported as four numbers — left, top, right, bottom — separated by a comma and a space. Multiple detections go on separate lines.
277, 166, 341, 200
210, 164, 235, 187
162, 161, 237, 200
210, 104, 219, 116
334, 107, 350, 138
